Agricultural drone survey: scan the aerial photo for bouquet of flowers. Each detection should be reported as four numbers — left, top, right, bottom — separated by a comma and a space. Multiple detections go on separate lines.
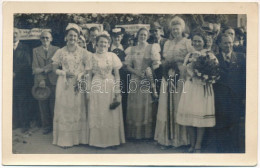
74, 73, 87, 95
188, 51, 220, 85
162, 59, 179, 80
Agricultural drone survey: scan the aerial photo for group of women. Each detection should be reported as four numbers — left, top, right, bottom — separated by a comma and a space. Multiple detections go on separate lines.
50, 16, 242, 152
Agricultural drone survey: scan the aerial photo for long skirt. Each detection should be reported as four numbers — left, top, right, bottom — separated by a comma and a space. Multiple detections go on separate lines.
154, 77, 189, 147
53, 76, 88, 147
126, 76, 156, 139
88, 75, 125, 147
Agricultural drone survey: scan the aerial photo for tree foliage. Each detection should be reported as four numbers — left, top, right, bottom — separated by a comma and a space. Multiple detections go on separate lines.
14, 14, 229, 46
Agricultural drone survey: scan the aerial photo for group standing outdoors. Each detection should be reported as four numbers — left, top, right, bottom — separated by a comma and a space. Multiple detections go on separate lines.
13, 15, 246, 153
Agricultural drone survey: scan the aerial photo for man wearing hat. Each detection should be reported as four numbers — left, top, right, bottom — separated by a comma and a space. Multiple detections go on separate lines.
109, 27, 128, 125
13, 28, 33, 133
149, 22, 167, 55
148, 22, 166, 96
32, 31, 59, 134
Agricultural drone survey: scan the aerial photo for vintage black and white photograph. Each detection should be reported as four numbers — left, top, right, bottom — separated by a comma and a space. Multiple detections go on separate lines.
2, 2, 258, 166
11, 13, 247, 154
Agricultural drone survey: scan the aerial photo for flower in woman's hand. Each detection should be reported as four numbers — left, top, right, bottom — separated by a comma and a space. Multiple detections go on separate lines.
203, 75, 209, 80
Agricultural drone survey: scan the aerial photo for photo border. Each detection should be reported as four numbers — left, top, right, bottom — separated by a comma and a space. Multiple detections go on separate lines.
2, 2, 258, 166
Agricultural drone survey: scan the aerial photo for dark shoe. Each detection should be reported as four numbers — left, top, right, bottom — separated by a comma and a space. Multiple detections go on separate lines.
160, 145, 171, 150
108, 146, 118, 150
43, 128, 52, 134
188, 147, 194, 153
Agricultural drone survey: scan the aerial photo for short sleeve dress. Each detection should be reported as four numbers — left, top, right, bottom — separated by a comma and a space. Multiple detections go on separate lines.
88, 52, 125, 148
52, 46, 92, 147
125, 43, 160, 139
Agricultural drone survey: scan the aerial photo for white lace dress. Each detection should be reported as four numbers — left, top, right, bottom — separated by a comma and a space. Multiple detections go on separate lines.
88, 52, 125, 148
52, 46, 92, 147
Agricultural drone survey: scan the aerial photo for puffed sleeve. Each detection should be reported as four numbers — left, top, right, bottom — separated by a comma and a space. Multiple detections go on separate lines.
185, 39, 195, 53
183, 53, 191, 66
112, 53, 123, 69
162, 40, 170, 59
124, 47, 131, 56
52, 49, 62, 66
151, 43, 161, 69
83, 49, 93, 71
124, 47, 133, 67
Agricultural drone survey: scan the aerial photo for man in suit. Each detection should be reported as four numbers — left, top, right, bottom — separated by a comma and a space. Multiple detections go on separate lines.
13, 28, 33, 133
32, 31, 59, 134
148, 22, 167, 56
87, 27, 99, 53
148, 22, 166, 95
214, 33, 246, 153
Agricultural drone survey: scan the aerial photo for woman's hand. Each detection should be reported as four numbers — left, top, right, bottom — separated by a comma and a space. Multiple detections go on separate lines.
115, 93, 121, 102
168, 69, 175, 77
135, 70, 145, 78
39, 80, 46, 88
43, 64, 52, 73
34, 68, 44, 74
66, 72, 75, 78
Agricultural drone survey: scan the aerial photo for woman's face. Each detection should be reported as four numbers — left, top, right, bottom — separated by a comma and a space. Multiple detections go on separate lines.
205, 35, 213, 49
66, 30, 78, 45
112, 35, 123, 45
128, 39, 134, 46
192, 35, 205, 51
97, 37, 109, 51
138, 30, 148, 43
78, 39, 86, 48
171, 24, 182, 38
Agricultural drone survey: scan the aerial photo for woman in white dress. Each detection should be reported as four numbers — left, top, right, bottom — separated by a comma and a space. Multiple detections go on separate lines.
88, 32, 125, 148
154, 16, 194, 148
176, 31, 217, 153
52, 23, 92, 148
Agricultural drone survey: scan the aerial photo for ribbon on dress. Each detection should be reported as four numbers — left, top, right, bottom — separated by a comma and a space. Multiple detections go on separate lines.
167, 76, 175, 140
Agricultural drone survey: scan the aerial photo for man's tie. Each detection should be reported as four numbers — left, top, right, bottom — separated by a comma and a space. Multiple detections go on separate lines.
44, 48, 48, 58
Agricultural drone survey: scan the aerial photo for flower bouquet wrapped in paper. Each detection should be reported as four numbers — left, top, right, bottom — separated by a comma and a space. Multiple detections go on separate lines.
188, 51, 220, 85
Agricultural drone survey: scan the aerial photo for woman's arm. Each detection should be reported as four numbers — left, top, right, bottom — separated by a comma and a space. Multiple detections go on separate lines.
53, 63, 74, 78
53, 64, 62, 75
126, 65, 144, 78
84, 70, 92, 92
114, 68, 121, 98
